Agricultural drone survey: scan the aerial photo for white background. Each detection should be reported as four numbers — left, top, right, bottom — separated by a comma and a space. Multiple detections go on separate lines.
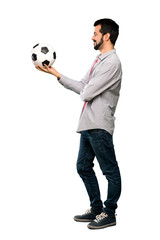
0, 0, 160, 239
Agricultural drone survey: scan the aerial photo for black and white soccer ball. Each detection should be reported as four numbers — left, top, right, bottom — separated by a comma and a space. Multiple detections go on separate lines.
31, 43, 56, 67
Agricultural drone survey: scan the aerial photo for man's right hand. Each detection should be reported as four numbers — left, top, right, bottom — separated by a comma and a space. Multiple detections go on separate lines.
35, 65, 61, 80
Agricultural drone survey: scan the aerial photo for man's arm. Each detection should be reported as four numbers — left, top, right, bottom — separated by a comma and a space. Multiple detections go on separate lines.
80, 62, 122, 102
35, 65, 89, 95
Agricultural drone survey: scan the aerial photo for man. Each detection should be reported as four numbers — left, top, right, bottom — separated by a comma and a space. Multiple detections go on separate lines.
36, 18, 122, 230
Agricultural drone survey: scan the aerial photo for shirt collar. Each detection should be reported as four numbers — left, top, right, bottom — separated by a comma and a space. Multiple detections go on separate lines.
97, 49, 116, 61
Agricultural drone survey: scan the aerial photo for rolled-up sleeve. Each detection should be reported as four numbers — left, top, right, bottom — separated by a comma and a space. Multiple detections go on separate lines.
80, 62, 121, 102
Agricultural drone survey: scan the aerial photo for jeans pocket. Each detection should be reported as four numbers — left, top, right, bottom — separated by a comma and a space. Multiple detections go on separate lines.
88, 129, 113, 148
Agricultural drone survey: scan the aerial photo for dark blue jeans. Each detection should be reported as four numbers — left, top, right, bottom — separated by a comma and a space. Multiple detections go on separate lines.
77, 129, 121, 215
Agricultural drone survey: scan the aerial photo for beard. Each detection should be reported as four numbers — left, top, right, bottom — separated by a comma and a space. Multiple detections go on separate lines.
93, 36, 104, 50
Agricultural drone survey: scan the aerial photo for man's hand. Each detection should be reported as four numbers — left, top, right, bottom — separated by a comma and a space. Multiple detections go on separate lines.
35, 65, 61, 79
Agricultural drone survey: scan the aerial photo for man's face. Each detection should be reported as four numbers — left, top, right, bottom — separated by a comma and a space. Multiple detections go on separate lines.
92, 25, 104, 50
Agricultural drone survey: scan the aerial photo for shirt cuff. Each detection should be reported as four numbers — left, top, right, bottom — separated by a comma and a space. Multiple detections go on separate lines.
57, 74, 67, 85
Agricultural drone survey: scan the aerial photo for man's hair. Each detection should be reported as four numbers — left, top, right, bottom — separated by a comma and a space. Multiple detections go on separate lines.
94, 18, 119, 45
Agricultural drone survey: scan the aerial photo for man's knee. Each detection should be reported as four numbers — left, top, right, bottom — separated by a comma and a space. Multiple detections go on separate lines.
76, 162, 84, 177
76, 162, 94, 178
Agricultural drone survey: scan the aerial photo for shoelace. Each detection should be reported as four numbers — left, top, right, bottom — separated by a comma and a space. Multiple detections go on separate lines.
85, 209, 92, 214
95, 212, 108, 223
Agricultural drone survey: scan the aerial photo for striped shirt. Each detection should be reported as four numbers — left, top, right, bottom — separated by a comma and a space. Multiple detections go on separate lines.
58, 49, 122, 135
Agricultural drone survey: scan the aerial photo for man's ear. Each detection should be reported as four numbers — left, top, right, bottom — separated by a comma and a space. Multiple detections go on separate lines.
104, 33, 110, 41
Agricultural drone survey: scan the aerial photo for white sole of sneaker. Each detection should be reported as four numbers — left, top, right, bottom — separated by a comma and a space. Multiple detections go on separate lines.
74, 217, 95, 222
87, 222, 116, 229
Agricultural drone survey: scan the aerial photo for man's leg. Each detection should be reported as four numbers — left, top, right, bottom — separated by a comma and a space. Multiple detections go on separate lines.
76, 131, 103, 214
88, 129, 121, 215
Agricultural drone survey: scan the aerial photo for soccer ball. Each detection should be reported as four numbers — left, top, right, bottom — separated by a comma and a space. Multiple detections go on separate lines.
31, 43, 56, 67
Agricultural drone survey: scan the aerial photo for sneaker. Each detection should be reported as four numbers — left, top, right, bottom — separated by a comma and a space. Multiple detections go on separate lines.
74, 209, 97, 222
87, 212, 116, 229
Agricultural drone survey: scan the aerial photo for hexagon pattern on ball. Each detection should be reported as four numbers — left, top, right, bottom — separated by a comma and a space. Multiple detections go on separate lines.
31, 43, 56, 67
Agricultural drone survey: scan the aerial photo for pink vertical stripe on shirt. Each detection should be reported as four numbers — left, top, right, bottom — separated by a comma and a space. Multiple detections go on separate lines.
82, 58, 98, 111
